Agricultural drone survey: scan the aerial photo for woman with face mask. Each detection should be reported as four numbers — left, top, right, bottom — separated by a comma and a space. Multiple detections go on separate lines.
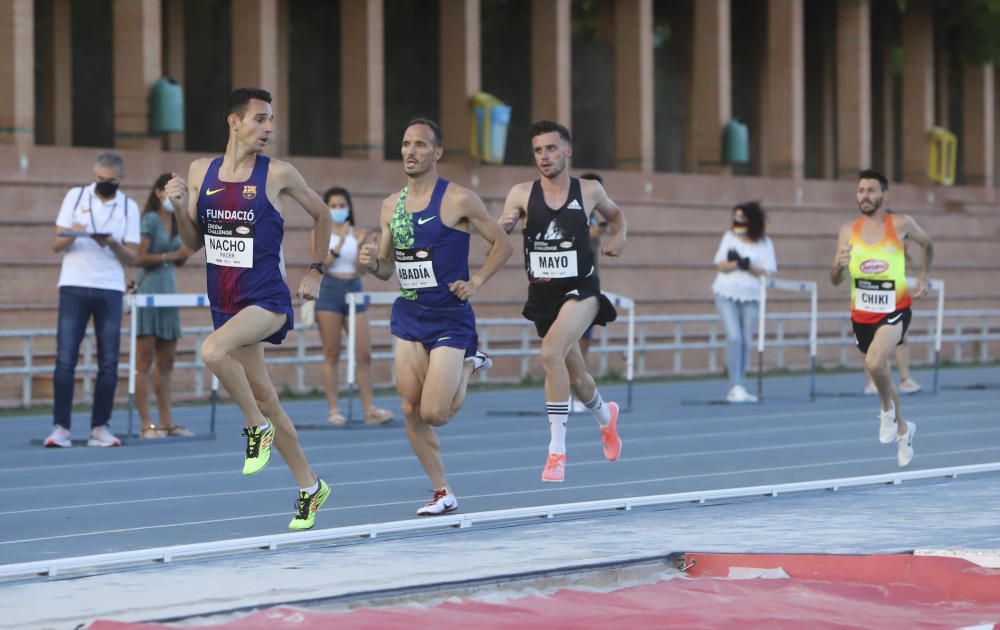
314, 187, 393, 426
711, 201, 777, 403
135, 173, 193, 438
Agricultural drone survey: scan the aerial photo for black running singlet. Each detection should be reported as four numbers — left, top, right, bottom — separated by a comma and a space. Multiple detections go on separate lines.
522, 177, 596, 299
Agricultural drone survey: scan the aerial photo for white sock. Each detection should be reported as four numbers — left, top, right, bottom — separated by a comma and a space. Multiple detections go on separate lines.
585, 390, 611, 427
257, 420, 271, 431
301, 480, 319, 495
547, 401, 569, 455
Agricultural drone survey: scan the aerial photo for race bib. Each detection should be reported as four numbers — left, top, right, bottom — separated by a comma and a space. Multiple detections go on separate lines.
855, 278, 895, 313
395, 248, 437, 289
528, 240, 578, 279
205, 222, 254, 268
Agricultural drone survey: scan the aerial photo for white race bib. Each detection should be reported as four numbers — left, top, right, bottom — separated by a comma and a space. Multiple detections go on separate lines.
529, 250, 578, 278
205, 222, 254, 268
395, 248, 438, 289
855, 279, 895, 313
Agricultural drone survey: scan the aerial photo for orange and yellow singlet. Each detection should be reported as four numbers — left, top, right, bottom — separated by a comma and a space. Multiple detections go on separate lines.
848, 214, 911, 324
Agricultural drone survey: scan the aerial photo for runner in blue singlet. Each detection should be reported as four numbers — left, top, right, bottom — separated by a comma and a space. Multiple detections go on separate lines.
166, 87, 334, 531
359, 118, 512, 517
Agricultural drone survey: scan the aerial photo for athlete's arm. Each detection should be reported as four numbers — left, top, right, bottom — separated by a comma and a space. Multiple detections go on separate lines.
166, 159, 209, 253
271, 161, 331, 300
830, 223, 853, 286
588, 180, 626, 257
898, 214, 934, 298
448, 188, 513, 301
359, 196, 396, 281
499, 183, 529, 234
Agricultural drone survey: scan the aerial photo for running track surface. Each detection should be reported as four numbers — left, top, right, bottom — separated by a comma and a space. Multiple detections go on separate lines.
1, 367, 998, 565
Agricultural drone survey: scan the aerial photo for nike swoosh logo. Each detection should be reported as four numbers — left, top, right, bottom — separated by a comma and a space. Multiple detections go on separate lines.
886, 313, 902, 324
437, 337, 451, 342
206, 187, 225, 196
417, 216, 437, 225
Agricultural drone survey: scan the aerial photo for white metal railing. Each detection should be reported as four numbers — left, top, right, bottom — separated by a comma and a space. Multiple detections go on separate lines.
2, 306, 998, 408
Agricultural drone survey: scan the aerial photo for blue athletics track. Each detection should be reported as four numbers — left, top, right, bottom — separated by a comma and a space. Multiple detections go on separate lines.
1, 366, 998, 628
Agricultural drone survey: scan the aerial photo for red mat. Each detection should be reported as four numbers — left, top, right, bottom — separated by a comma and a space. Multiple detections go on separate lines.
89, 553, 1000, 630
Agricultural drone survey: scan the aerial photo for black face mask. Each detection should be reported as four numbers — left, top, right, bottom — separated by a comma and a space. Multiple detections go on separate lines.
95, 180, 119, 198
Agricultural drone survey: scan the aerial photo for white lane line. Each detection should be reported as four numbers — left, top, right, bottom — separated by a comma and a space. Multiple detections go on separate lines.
2, 446, 998, 547
0, 429, 1000, 516
1, 397, 993, 474
2, 412, 998, 494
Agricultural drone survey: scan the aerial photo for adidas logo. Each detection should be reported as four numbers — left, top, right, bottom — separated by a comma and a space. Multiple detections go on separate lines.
567, 199, 582, 210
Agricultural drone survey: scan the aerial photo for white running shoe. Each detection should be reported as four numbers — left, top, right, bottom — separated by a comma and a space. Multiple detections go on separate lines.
88, 425, 121, 447
416, 488, 458, 516
897, 421, 916, 467
899, 378, 922, 394
43, 426, 72, 448
465, 350, 492, 374
726, 385, 757, 404
878, 404, 897, 444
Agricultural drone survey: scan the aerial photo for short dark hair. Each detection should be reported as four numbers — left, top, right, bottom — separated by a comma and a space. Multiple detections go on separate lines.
530, 120, 572, 145
858, 168, 889, 192
406, 118, 442, 148
322, 186, 356, 226
734, 201, 766, 243
579, 172, 603, 184
227, 87, 272, 120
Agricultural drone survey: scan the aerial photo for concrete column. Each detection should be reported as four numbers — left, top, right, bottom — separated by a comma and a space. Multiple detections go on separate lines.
900, 0, 934, 184
835, 0, 871, 179
686, 0, 730, 174
439, 0, 480, 160
341, 0, 384, 160
531, 0, 571, 126
231, 0, 286, 154
0, 0, 34, 146
112, 0, 161, 150
613, 0, 654, 172
163, 0, 185, 151
763, 0, 804, 179
963, 64, 994, 187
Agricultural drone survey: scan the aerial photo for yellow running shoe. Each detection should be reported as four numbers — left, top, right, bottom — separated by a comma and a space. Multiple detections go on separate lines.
242, 424, 274, 475
289, 479, 331, 530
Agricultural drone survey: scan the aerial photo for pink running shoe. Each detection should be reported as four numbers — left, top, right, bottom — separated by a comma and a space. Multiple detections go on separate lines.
599, 401, 622, 461
541, 453, 566, 482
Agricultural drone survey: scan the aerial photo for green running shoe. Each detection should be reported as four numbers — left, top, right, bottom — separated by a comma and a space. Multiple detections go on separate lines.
289, 479, 331, 530
242, 424, 274, 475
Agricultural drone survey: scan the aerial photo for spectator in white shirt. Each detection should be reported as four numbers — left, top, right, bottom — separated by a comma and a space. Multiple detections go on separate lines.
44, 153, 140, 448
712, 202, 777, 403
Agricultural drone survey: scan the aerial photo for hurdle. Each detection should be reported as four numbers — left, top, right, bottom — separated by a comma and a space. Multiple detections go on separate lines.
814, 277, 945, 398
126, 293, 218, 443
757, 277, 819, 402
485, 292, 637, 416
343, 291, 399, 425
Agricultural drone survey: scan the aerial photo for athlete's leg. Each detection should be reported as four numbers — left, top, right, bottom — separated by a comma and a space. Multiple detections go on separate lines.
316, 309, 345, 416
865, 323, 905, 433
448, 357, 476, 416
394, 340, 445, 488
153, 338, 179, 430
567, 342, 597, 403
231, 342, 317, 488
135, 335, 156, 428
895, 341, 911, 381
200, 306, 285, 428
540, 298, 600, 402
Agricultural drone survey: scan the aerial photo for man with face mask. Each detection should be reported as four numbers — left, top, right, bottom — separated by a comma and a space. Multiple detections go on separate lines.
499, 120, 627, 483
831, 169, 934, 467
46, 153, 140, 448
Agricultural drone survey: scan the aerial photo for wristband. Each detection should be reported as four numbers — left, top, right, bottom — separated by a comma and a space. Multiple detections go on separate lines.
309, 262, 327, 275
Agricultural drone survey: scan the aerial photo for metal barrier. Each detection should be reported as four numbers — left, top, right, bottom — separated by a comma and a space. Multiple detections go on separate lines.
1, 305, 998, 408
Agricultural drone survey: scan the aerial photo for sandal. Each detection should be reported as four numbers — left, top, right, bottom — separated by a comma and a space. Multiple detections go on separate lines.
139, 424, 165, 439
364, 407, 393, 425
328, 411, 347, 427
161, 425, 195, 437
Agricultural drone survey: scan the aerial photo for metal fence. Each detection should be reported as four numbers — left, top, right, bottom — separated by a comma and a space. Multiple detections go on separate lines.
2, 309, 998, 408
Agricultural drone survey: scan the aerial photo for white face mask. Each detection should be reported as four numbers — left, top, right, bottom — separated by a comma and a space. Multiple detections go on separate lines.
161, 197, 174, 213
329, 208, 350, 224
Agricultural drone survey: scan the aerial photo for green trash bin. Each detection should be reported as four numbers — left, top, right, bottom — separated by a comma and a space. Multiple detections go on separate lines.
150, 77, 184, 134
723, 119, 749, 164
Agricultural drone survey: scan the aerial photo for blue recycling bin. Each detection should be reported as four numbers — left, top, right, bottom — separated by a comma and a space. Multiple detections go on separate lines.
470, 92, 511, 165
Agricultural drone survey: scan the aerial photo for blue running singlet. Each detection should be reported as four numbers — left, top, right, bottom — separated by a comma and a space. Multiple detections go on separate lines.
197, 155, 293, 343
